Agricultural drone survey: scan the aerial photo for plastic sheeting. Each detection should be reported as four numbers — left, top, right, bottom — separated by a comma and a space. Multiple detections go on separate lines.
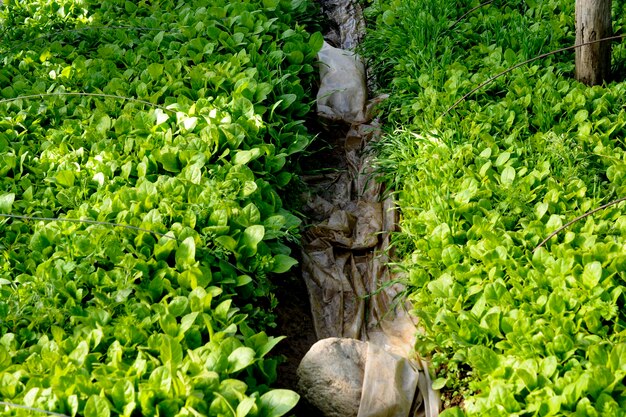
317, 41, 367, 124
358, 343, 420, 417
300, 120, 441, 416
302, 122, 400, 343
318, 0, 366, 50
299, 1, 441, 415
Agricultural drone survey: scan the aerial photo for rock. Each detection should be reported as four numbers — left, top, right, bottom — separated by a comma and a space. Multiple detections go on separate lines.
297, 337, 367, 417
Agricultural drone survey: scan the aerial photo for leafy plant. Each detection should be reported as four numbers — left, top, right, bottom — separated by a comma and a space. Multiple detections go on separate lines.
363, 0, 626, 415
0, 0, 323, 415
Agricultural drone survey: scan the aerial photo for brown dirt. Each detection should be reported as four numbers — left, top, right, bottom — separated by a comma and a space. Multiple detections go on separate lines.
272, 271, 322, 416
270, 126, 351, 416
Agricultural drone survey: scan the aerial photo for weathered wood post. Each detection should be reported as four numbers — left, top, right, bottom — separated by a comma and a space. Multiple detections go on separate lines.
575, 0, 613, 85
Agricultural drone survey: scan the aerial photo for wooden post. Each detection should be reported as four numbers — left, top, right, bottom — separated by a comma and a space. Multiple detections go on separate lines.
575, 0, 613, 86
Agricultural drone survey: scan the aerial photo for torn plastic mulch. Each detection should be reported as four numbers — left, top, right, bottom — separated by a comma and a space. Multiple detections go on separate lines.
299, 4, 442, 412
300, 119, 440, 417
318, 0, 366, 50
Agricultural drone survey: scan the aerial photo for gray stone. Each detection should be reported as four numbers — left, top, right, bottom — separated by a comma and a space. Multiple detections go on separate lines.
296, 337, 367, 417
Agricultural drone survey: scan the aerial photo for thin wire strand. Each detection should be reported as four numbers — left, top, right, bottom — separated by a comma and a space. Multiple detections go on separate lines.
448, 0, 494, 31
442, 34, 626, 118
2, 25, 181, 54
533, 196, 626, 253
0, 213, 248, 274
0, 213, 176, 240
0, 401, 70, 417
0, 92, 173, 112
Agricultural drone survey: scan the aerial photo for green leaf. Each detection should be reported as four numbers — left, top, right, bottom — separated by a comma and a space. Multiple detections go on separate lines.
478, 161, 491, 177
574, 109, 589, 123
159, 313, 179, 337
432, 377, 448, 390
0, 193, 15, 214
546, 215, 563, 233
154, 31, 164, 46
467, 346, 499, 375
308, 32, 324, 53
111, 380, 135, 411
258, 389, 299, 417
589, 344, 609, 366
175, 237, 196, 269
287, 50, 304, 65
235, 203, 261, 227
277, 94, 297, 110
247, 332, 286, 358
228, 346, 256, 373
495, 151, 510, 167
236, 397, 256, 417
271, 254, 298, 273
156, 399, 182, 416
182, 116, 198, 131
184, 165, 202, 185
237, 275, 253, 287
255, 83, 273, 102
154, 109, 169, 125
147, 63, 164, 80
515, 360, 538, 390
210, 209, 229, 226
168, 296, 189, 317
154, 235, 177, 261
535, 202, 549, 219
180, 312, 199, 334
215, 299, 233, 322
67, 395, 79, 417
263, 0, 280, 9
149, 366, 172, 392
69, 340, 89, 365
216, 235, 238, 252
160, 335, 183, 370
55, 170, 75, 187
539, 356, 558, 378
158, 151, 181, 173
84, 395, 111, 417
504, 48, 516, 64
547, 292, 565, 315
441, 245, 462, 267
242, 181, 258, 197
0, 344, 11, 370
240, 225, 265, 255
93, 113, 111, 134
439, 408, 465, 417
273, 170, 290, 187
233, 148, 262, 165
500, 166, 516, 185
0, 376, 15, 398
582, 261, 602, 289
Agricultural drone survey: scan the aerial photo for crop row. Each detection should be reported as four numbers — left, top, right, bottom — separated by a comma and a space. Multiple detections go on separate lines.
363, 0, 626, 415
0, 0, 322, 416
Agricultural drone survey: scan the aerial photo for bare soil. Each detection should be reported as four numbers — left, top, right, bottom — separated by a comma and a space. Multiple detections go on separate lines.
271, 125, 351, 416
272, 272, 322, 416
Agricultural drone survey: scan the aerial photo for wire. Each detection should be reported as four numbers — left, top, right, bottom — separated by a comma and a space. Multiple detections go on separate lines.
1, 25, 181, 55
442, 34, 626, 118
0, 213, 176, 240
0, 401, 70, 417
448, 0, 494, 31
0, 212, 249, 274
533, 196, 626, 253
0, 92, 173, 112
